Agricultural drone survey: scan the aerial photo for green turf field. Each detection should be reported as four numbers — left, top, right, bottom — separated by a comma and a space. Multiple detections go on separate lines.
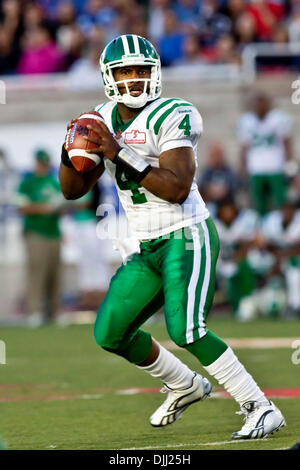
0, 316, 299, 450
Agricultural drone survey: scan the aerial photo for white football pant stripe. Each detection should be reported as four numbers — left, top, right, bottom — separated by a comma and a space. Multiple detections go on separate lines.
197, 220, 211, 339
186, 226, 201, 344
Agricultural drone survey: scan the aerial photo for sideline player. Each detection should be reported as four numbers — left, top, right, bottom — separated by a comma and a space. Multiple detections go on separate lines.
59, 35, 285, 439
237, 92, 293, 216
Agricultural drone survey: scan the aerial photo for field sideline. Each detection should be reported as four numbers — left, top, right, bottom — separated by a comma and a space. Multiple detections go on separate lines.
0, 316, 299, 450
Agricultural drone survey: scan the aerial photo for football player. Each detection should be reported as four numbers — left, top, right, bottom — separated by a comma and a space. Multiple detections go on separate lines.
237, 92, 293, 216
59, 35, 285, 438
261, 196, 300, 318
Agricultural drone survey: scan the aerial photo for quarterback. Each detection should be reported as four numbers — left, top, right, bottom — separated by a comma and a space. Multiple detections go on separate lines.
59, 35, 285, 439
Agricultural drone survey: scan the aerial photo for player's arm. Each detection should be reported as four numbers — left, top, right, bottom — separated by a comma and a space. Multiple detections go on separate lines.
59, 155, 105, 201
59, 158, 105, 200
18, 204, 56, 215
138, 147, 195, 204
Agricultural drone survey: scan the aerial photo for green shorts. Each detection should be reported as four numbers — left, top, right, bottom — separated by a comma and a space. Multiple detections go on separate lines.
94, 217, 220, 362
249, 173, 287, 215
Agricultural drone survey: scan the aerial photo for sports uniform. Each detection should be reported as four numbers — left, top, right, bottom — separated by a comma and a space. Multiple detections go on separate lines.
237, 109, 292, 215
93, 97, 227, 360
215, 208, 260, 320
63, 34, 286, 438
261, 208, 300, 316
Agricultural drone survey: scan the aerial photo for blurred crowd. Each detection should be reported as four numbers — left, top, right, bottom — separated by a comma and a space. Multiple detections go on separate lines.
1, 0, 300, 77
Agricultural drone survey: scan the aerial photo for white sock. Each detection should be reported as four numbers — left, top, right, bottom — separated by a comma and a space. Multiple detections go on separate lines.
137, 344, 195, 390
203, 347, 269, 406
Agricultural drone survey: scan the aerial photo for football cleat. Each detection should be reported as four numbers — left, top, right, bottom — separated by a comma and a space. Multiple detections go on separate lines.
232, 400, 286, 439
150, 373, 212, 427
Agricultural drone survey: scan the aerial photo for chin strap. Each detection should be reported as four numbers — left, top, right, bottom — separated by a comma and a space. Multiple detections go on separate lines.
121, 92, 149, 109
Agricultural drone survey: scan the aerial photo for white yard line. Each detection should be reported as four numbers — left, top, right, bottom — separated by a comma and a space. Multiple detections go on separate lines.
121, 440, 270, 450
161, 338, 299, 350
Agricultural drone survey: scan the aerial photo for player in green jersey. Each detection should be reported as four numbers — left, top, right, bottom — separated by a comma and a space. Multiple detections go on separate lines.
59, 35, 285, 438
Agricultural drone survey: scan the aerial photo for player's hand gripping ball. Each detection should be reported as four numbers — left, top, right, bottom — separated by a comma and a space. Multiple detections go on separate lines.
65, 111, 105, 172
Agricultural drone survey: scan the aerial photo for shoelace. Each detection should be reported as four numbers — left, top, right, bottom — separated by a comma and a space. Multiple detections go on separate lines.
235, 403, 263, 429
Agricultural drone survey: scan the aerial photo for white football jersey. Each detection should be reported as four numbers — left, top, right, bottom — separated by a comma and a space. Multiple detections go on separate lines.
261, 209, 300, 247
215, 209, 259, 246
94, 98, 209, 240
237, 109, 292, 175
214, 209, 261, 278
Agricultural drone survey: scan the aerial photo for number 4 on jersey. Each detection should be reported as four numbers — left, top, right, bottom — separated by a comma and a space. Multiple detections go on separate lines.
178, 114, 191, 136
115, 166, 147, 205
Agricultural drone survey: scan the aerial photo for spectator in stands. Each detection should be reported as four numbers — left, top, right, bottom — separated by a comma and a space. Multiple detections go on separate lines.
246, 0, 283, 41
0, 0, 23, 74
237, 92, 293, 215
210, 33, 240, 64
23, 2, 46, 30
173, 0, 202, 30
112, 1, 148, 40
157, 9, 187, 66
0, 24, 20, 74
199, 0, 232, 48
222, 0, 247, 22
15, 150, 65, 326
288, 0, 300, 43
17, 24, 65, 74
57, 23, 86, 71
174, 33, 205, 65
67, 37, 103, 90
0, 0, 297, 76
234, 12, 259, 50
67, 23, 105, 89
56, 0, 77, 28
198, 141, 239, 217
148, 0, 172, 42
77, 0, 117, 35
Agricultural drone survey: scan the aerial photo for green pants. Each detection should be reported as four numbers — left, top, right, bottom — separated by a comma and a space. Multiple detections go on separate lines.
226, 260, 256, 314
94, 217, 228, 366
249, 173, 286, 215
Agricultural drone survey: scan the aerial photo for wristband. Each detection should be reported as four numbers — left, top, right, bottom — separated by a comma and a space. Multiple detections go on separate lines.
61, 144, 73, 168
113, 148, 152, 183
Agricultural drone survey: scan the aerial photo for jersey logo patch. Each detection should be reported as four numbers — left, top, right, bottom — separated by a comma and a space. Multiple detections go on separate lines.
124, 130, 146, 144
114, 130, 123, 140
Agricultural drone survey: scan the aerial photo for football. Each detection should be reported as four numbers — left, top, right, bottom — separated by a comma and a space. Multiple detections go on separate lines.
65, 110, 105, 172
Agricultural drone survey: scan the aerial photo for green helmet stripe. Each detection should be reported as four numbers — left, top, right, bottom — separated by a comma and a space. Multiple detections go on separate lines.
154, 103, 193, 135
146, 98, 181, 129
126, 35, 135, 54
